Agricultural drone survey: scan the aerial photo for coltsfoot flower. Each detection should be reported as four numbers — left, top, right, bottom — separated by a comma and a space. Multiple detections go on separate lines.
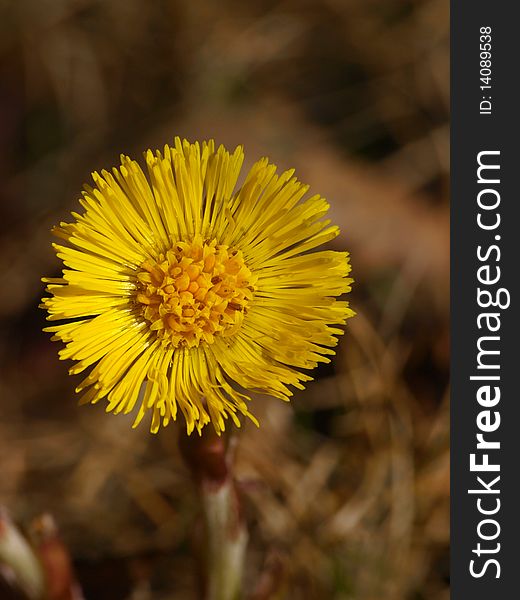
41, 139, 354, 434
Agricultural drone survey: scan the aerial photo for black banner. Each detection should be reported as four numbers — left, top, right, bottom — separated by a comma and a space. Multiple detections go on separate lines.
452, 2, 519, 597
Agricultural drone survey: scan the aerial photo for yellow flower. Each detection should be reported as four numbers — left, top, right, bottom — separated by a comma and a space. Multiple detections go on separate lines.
41, 139, 354, 434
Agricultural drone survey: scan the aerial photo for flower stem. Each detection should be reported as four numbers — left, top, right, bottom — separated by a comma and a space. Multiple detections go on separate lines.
0, 509, 45, 600
179, 429, 247, 600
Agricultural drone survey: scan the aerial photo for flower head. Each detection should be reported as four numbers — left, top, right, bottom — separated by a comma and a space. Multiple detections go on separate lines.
41, 139, 354, 434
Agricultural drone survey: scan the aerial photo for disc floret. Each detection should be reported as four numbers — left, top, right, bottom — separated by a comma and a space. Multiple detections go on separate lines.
135, 235, 256, 348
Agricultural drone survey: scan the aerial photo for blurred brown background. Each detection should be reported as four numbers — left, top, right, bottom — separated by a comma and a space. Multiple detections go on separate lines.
0, 1, 449, 598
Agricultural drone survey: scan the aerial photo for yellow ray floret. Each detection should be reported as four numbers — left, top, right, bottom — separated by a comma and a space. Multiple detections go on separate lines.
41, 138, 355, 434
